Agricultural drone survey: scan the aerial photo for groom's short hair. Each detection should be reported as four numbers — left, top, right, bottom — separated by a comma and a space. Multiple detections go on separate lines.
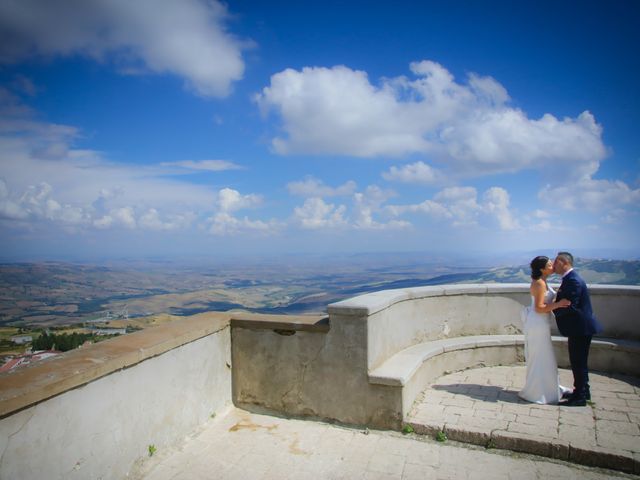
557, 251, 574, 266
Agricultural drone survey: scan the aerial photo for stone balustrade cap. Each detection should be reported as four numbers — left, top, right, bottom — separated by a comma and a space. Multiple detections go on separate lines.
230, 313, 329, 333
328, 283, 640, 316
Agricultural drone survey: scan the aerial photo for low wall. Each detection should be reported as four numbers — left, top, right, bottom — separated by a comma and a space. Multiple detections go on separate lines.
328, 284, 640, 372
0, 313, 231, 480
232, 284, 640, 429
231, 314, 402, 428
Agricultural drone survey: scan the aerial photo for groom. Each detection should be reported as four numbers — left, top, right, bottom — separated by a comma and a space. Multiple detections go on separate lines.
553, 252, 603, 406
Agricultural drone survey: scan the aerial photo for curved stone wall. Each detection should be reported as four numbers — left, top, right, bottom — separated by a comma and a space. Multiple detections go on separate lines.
327, 284, 640, 371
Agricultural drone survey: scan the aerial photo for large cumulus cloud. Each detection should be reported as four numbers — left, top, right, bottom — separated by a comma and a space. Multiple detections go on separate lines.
0, 0, 246, 97
256, 60, 607, 180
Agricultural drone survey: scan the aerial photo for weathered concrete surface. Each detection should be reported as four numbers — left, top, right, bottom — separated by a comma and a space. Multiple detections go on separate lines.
232, 316, 403, 429
131, 407, 632, 480
407, 365, 640, 474
0, 314, 232, 480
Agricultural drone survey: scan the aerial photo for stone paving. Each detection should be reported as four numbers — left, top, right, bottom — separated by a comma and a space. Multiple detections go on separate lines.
132, 405, 635, 480
406, 366, 640, 474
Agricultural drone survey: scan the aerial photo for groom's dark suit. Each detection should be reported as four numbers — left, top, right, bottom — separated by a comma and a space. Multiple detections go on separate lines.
553, 270, 602, 400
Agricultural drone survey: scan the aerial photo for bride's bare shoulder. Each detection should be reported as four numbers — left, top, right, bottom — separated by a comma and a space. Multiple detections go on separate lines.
530, 279, 545, 293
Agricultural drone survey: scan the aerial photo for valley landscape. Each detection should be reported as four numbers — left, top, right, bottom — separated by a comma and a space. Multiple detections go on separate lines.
1, 252, 639, 374
2, 254, 638, 330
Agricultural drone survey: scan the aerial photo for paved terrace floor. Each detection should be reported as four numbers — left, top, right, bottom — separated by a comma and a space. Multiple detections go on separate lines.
407, 366, 640, 473
131, 366, 639, 480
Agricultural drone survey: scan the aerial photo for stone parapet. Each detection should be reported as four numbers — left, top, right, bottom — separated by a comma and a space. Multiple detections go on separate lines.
0, 313, 232, 480
234, 284, 640, 431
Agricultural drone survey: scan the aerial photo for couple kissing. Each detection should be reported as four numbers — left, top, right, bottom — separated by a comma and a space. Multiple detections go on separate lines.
519, 251, 603, 406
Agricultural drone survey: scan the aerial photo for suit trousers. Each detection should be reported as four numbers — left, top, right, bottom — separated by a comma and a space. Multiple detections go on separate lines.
568, 335, 592, 398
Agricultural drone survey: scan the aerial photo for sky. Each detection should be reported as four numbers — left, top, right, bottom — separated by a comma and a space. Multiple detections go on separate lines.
0, 0, 639, 261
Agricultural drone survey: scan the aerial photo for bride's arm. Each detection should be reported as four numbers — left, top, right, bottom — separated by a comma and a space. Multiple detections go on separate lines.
532, 281, 570, 313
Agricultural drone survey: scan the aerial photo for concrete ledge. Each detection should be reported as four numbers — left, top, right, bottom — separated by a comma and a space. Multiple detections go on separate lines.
328, 283, 640, 317
369, 335, 524, 387
0, 312, 230, 417
370, 336, 640, 389
230, 313, 329, 333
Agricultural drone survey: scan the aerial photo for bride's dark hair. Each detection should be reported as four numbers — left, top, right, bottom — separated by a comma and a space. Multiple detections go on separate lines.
530, 256, 549, 280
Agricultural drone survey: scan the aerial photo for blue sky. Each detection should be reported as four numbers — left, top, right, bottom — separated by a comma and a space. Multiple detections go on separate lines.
0, 0, 638, 260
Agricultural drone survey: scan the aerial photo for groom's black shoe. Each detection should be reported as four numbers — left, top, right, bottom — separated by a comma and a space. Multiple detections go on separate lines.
561, 390, 573, 400
559, 397, 587, 407
561, 389, 591, 401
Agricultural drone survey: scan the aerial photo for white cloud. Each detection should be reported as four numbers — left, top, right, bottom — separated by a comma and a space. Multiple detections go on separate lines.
161, 160, 243, 172
287, 177, 356, 197
524, 209, 554, 231
290, 185, 410, 231
207, 212, 274, 236
382, 161, 441, 185
293, 197, 347, 229
530, 220, 553, 232
441, 109, 603, 179
0, 136, 217, 214
387, 185, 519, 231
433, 186, 482, 226
467, 73, 510, 106
256, 65, 428, 157
0, 180, 91, 225
483, 187, 519, 230
92, 215, 113, 229
110, 206, 136, 229
139, 208, 195, 231
0, 93, 241, 234
256, 61, 606, 179
0, 0, 246, 97
92, 207, 138, 230
0, 177, 28, 219
217, 188, 262, 212
352, 185, 410, 230
0, 92, 285, 239
540, 177, 640, 213
202, 188, 275, 235
385, 199, 451, 219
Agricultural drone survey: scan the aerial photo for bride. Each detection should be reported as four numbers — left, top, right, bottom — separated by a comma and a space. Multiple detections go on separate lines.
519, 256, 571, 404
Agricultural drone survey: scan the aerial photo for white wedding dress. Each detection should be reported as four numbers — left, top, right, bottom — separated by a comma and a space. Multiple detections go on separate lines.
518, 285, 569, 404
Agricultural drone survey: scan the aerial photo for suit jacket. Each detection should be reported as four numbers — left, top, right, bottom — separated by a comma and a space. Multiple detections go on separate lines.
553, 270, 603, 337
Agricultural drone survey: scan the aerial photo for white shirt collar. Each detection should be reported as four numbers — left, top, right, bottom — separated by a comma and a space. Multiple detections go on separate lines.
562, 268, 574, 278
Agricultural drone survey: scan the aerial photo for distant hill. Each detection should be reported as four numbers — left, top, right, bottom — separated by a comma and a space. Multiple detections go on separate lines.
421, 258, 640, 286
1, 257, 637, 326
